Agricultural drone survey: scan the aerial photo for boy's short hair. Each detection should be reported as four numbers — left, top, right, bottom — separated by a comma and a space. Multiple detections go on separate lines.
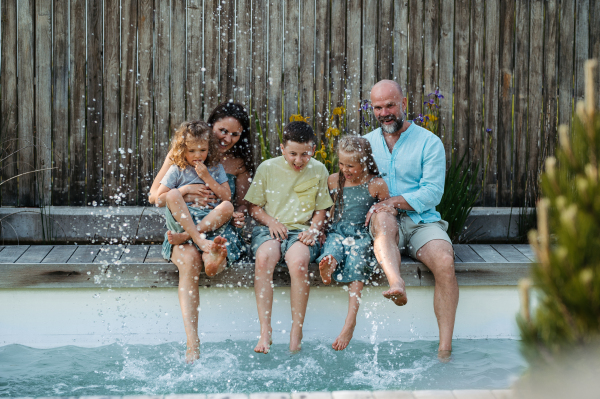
282, 121, 316, 145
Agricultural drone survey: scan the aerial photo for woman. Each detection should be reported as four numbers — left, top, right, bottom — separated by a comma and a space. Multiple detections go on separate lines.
148, 102, 254, 362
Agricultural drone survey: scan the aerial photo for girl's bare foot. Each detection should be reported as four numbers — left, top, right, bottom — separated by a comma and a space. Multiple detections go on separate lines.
185, 340, 200, 363
332, 322, 356, 351
167, 230, 191, 245
438, 349, 452, 362
254, 328, 272, 354
201, 236, 228, 277
319, 255, 338, 285
383, 279, 407, 306
289, 325, 303, 353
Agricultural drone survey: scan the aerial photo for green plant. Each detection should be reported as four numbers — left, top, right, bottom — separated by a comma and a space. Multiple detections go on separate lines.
254, 110, 272, 162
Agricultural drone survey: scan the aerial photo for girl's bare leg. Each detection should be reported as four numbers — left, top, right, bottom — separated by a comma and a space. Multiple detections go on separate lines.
171, 244, 203, 363
285, 242, 312, 353
254, 240, 281, 354
169, 201, 235, 245
332, 280, 364, 351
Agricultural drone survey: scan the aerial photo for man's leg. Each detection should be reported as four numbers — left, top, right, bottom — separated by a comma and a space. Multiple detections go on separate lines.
415, 239, 458, 355
370, 212, 407, 305
254, 239, 281, 354
284, 241, 312, 352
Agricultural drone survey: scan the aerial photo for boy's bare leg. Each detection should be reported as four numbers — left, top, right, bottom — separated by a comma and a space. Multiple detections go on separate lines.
370, 212, 407, 306
319, 255, 338, 285
332, 280, 364, 351
171, 244, 203, 363
254, 240, 281, 354
285, 241, 312, 353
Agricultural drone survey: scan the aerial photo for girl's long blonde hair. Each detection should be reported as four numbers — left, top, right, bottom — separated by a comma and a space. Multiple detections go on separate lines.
329, 136, 379, 223
170, 120, 221, 169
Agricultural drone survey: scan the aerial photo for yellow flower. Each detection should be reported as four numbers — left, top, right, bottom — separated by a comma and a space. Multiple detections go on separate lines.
326, 127, 340, 139
289, 114, 310, 123
332, 107, 345, 116
314, 143, 327, 159
427, 114, 438, 122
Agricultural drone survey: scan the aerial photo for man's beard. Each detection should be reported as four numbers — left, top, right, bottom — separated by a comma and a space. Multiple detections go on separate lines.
379, 113, 404, 134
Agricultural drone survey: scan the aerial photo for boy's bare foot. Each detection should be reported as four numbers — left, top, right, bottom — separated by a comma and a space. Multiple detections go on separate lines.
185, 340, 200, 363
289, 325, 303, 353
332, 322, 355, 351
319, 255, 338, 285
254, 328, 272, 354
383, 279, 407, 306
202, 236, 228, 277
167, 230, 191, 245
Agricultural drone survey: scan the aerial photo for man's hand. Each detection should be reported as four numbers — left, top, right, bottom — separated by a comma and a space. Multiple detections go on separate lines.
365, 201, 398, 226
268, 220, 288, 240
232, 211, 246, 228
298, 228, 320, 246
182, 184, 217, 207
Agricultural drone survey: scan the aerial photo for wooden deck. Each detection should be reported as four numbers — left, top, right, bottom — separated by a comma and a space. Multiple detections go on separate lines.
0, 244, 535, 289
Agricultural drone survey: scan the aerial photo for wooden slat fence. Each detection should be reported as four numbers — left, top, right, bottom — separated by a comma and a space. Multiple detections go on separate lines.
0, 0, 599, 207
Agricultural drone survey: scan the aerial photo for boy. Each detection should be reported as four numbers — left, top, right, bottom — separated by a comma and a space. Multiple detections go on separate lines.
245, 121, 333, 354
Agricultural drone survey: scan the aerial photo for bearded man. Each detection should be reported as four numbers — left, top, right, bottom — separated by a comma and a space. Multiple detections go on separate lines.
364, 80, 459, 359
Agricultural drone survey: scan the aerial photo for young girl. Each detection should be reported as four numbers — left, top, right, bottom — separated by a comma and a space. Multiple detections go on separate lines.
317, 136, 396, 351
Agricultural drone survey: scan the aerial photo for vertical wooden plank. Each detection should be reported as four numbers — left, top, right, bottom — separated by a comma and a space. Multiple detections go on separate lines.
252, 0, 268, 163
593, 0, 600, 109
138, 0, 153, 204
469, 0, 484, 197
69, 0, 86, 205
52, 0, 69, 205
346, 0, 361, 135
171, 2, 186, 126
438, 0, 454, 167
236, 0, 252, 104
362, 0, 377, 106
1, 0, 18, 206
393, 0, 409, 92
268, 0, 283, 153
527, 0, 544, 203
87, 0, 103, 204
574, 0, 590, 104
299, 0, 315, 121
120, 0, 138, 204
408, 0, 424, 118
454, 0, 469, 160
154, 1, 170, 171
17, 0, 35, 206
379, 0, 394, 80
423, 0, 439, 95
314, 0, 329, 139
187, 0, 203, 118
497, 0, 515, 206
513, 0, 529, 207
330, 0, 346, 111
284, 0, 300, 121
103, 0, 120, 202
219, 0, 235, 101
483, 0, 500, 206
543, 0, 558, 159
558, 0, 575, 129
203, 0, 219, 119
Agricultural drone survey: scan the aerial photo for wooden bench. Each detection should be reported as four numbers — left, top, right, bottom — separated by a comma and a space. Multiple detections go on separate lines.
0, 244, 535, 288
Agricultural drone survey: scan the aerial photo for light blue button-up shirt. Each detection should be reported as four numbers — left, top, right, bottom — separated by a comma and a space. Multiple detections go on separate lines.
364, 122, 446, 224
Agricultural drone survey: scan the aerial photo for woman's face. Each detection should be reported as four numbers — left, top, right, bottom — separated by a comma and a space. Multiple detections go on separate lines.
212, 116, 243, 153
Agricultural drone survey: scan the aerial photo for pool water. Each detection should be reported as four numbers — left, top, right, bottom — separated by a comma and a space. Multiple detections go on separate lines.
0, 339, 525, 396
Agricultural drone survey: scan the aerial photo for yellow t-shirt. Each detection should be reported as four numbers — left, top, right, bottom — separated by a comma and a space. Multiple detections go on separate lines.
244, 156, 334, 230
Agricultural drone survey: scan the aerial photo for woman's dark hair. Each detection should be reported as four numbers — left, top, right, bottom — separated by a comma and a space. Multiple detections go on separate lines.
207, 102, 254, 175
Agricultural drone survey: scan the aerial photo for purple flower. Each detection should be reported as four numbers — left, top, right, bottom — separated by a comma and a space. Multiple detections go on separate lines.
486, 128, 492, 133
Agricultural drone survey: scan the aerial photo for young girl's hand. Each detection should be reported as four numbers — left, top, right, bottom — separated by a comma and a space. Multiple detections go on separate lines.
298, 229, 319, 246
268, 220, 288, 240
182, 184, 217, 207
194, 162, 210, 180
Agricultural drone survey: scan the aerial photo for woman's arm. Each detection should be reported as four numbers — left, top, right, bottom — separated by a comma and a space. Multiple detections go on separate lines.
234, 168, 252, 213
148, 150, 174, 205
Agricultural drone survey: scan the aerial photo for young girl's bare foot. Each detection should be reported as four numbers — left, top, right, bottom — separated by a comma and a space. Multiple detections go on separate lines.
254, 328, 272, 354
289, 325, 303, 353
319, 255, 338, 285
185, 340, 200, 363
167, 230, 191, 245
332, 322, 356, 351
383, 279, 407, 306
201, 236, 228, 277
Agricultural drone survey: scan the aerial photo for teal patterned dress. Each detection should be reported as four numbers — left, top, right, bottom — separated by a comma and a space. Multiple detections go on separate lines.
317, 180, 378, 283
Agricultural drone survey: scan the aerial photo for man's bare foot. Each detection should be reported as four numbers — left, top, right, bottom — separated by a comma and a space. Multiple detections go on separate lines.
254, 328, 272, 354
289, 325, 303, 353
332, 322, 355, 351
438, 349, 452, 362
167, 230, 191, 245
201, 236, 228, 277
185, 340, 200, 363
319, 255, 338, 285
383, 279, 408, 306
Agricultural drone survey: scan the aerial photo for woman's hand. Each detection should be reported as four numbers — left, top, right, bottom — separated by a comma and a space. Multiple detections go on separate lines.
232, 211, 246, 228
181, 184, 217, 207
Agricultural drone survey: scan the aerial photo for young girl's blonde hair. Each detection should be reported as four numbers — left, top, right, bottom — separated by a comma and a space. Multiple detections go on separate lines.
330, 136, 380, 222
170, 120, 221, 169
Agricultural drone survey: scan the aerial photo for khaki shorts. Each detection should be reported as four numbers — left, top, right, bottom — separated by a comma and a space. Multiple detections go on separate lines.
369, 212, 452, 259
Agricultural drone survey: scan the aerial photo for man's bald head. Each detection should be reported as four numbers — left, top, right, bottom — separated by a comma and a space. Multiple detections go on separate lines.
371, 80, 404, 101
